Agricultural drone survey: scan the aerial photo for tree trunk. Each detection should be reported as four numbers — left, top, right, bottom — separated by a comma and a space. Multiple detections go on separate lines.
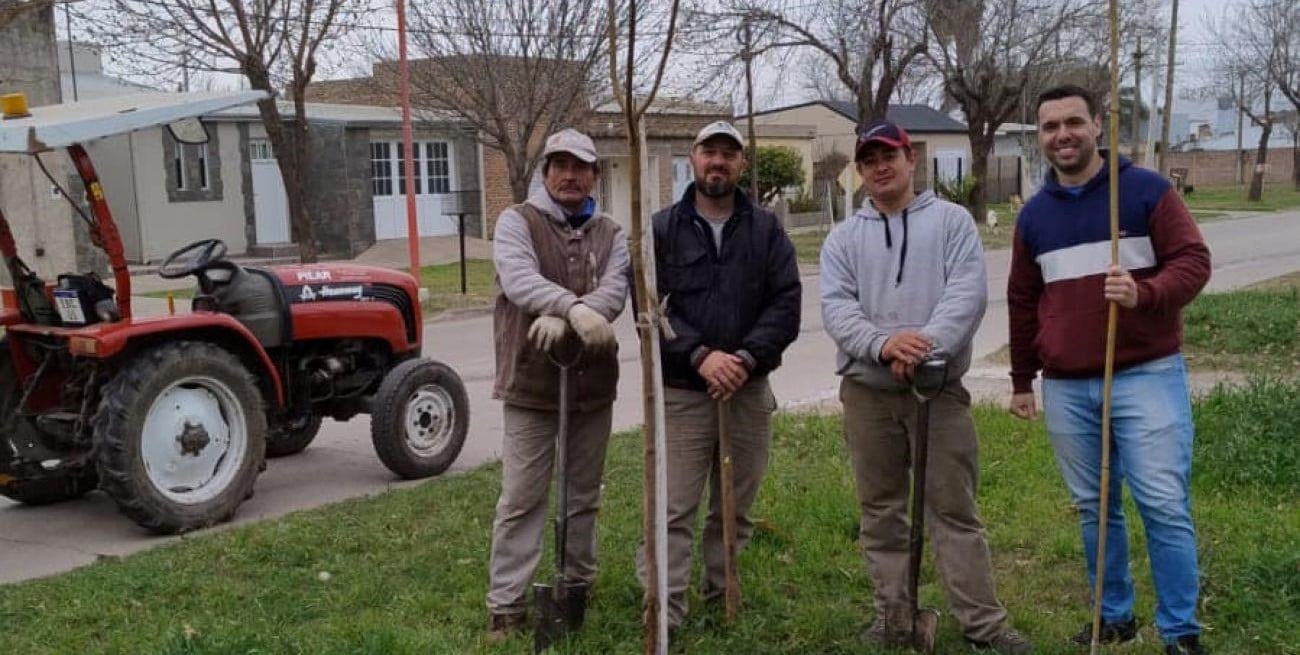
1292, 132, 1299, 191
248, 67, 317, 264
968, 127, 994, 226
1248, 122, 1270, 202
288, 85, 317, 263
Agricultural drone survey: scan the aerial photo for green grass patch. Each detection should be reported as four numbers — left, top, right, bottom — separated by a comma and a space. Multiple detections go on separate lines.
788, 229, 828, 265
420, 259, 495, 316
1183, 184, 1300, 213
788, 208, 1017, 266
3, 385, 1298, 653
1184, 277, 1300, 374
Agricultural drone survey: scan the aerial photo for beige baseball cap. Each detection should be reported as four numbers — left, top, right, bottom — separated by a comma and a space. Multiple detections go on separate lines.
693, 121, 746, 149
542, 128, 598, 163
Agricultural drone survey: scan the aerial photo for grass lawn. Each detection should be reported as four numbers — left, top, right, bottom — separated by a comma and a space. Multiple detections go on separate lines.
420, 259, 496, 316
1183, 273, 1300, 374
2, 382, 1296, 654
983, 272, 1300, 375
1183, 184, 1300, 213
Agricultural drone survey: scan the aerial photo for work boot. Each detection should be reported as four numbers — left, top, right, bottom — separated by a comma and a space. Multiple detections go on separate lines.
1164, 635, 1208, 655
860, 616, 912, 649
486, 611, 527, 644
966, 629, 1034, 654
563, 583, 590, 632
1070, 617, 1138, 646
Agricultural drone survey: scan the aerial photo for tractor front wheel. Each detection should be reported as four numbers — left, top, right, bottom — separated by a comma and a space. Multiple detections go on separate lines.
370, 358, 468, 479
93, 341, 266, 534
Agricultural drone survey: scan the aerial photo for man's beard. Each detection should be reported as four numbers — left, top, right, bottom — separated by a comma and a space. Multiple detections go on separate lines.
696, 173, 734, 198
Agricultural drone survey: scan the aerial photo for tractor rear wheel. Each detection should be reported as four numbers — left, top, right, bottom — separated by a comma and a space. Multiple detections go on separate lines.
93, 341, 266, 534
370, 358, 468, 479
266, 414, 322, 458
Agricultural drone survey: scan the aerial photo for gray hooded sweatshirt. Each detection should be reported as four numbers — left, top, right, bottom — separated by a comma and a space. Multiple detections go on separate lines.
820, 190, 987, 391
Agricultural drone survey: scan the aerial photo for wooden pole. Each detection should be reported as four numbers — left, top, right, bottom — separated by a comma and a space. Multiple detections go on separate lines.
718, 399, 740, 622
1090, 0, 1123, 653
1158, 0, 1179, 177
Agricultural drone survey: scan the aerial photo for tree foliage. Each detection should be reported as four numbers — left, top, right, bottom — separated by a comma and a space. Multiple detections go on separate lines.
740, 145, 804, 204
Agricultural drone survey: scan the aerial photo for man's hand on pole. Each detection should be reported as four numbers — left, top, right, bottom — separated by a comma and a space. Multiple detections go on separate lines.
528, 315, 569, 353
1104, 265, 1139, 309
568, 303, 617, 351
882, 331, 933, 365
699, 351, 749, 400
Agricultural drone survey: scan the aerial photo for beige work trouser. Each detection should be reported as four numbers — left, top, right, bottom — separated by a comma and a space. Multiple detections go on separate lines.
839, 377, 1010, 642
636, 377, 776, 628
485, 402, 613, 615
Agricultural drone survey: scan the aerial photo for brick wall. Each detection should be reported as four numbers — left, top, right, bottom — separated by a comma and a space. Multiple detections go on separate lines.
482, 148, 516, 239
1165, 148, 1296, 187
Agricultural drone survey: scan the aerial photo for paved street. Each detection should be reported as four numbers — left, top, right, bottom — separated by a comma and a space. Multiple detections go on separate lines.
3, 210, 1297, 584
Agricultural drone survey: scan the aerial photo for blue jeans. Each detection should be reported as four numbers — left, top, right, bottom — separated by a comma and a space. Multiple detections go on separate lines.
1042, 353, 1201, 643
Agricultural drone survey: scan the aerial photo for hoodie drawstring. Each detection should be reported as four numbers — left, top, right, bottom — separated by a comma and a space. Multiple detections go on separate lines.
879, 208, 910, 285
896, 208, 909, 286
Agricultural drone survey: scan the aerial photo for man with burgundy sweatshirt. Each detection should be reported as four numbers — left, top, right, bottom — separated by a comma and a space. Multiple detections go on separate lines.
1008, 85, 1211, 655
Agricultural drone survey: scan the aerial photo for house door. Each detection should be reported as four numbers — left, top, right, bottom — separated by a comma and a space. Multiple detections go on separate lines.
249, 140, 291, 244
370, 140, 458, 239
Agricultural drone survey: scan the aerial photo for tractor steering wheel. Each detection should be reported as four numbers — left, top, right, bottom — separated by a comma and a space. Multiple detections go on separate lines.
159, 239, 228, 280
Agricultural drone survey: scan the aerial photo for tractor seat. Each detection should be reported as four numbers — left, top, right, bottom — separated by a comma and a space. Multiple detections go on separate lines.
206, 266, 292, 348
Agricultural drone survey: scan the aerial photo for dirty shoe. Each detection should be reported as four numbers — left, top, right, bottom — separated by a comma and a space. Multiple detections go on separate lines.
486, 611, 527, 644
1164, 635, 1208, 655
966, 629, 1034, 654
1070, 617, 1138, 646
861, 616, 912, 649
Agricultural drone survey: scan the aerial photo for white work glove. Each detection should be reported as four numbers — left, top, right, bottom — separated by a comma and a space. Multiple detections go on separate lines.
527, 315, 569, 353
567, 303, 616, 350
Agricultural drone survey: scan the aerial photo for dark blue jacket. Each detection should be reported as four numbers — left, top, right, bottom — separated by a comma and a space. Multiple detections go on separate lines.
652, 186, 802, 390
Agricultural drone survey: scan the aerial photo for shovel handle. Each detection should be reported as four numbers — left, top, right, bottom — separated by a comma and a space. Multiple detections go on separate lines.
718, 399, 740, 622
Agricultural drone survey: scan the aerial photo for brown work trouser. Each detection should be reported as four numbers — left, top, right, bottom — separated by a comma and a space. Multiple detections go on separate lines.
485, 402, 613, 615
839, 377, 1009, 642
635, 377, 776, 628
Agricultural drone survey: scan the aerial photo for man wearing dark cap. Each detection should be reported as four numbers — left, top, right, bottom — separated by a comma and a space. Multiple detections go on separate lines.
820, 120, 1031, 653
485, 128, 629, 641
635, 120, 802, 631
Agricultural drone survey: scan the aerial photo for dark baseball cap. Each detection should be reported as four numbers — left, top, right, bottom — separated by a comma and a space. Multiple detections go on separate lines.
855, 119, 912, 158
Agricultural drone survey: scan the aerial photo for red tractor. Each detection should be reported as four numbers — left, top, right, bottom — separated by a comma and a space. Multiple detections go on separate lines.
0, 92, 469, 534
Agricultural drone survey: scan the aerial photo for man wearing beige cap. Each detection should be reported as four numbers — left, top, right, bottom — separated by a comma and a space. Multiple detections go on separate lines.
635, 121, 801, 631
485, 128, 630, 641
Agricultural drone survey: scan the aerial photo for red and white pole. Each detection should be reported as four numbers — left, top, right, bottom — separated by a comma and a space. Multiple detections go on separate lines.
397, 0, 420, 279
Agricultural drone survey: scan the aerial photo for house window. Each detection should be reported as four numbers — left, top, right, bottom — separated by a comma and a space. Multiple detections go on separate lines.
249, 140, 273, 160
370, 140, 453, 197
174, 145, 187, 190
425, 142, 450, 194
370, 142, 393, 196
197, 143, 210, 190
397, 142, 422, 195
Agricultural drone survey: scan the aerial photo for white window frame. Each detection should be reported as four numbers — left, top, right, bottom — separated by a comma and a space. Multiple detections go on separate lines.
370, 140, 454, 197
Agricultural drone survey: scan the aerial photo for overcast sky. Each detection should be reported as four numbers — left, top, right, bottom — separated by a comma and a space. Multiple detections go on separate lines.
81, 0, 1242, 114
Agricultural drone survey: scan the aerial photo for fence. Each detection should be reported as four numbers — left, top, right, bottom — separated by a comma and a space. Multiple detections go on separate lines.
1163, 148, 1296, 187
930, 154, 1023, 203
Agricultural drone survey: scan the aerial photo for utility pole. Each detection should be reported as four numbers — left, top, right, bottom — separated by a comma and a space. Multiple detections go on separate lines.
738, 12, 758, 202
1158, 0, 1179, 176
64, 3, 78, 101
1131, 36, 1144, 161
1144, 33, 1163, 168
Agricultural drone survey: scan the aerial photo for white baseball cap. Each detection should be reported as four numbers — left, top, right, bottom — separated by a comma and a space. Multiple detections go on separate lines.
693, 121, 746, 149
542, 128, 598, 163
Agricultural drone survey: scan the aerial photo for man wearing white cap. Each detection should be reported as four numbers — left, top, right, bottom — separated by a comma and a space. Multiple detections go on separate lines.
635, 121, 802, 630
485, 128, 630, 641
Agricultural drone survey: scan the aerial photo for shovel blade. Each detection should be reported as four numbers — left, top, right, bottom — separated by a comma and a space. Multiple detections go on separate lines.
911, 608, 940, 653
532, 583, 568, 653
